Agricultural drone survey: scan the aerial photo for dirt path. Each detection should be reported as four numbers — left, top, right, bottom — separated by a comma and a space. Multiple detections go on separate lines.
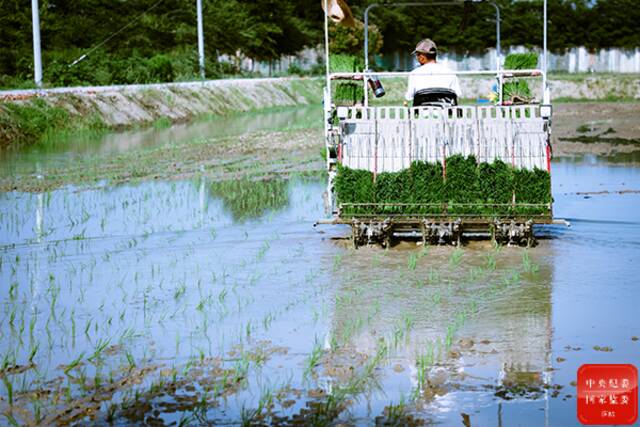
553, 102, 640, 157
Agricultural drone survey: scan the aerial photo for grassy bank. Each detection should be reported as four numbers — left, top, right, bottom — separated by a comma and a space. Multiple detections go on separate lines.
0, 99, 109, 149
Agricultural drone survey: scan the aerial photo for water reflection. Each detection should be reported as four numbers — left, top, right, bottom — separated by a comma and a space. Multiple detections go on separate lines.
556, 151, 640, 165
327, 244, 554, 423
0, 106, 321, 177
0, 176, 332, 424
0, 175, 300, 246
207, 178, 290, 223
0, 158, 639, 425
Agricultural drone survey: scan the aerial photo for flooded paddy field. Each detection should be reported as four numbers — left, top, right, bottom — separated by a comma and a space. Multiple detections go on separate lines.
1, 105, 639, 425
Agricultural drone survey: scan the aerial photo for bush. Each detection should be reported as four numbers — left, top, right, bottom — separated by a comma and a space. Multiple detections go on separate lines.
287, 63, 304, 76
0, 75, 37, 90
3, 99, 69, 141
329, 20, 383, 57
35, 49, 209, 87
146, 54, 175, 82
0, 98, 108, 148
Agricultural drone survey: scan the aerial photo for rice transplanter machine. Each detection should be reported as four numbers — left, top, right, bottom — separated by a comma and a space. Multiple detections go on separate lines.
318, 0, 568, 247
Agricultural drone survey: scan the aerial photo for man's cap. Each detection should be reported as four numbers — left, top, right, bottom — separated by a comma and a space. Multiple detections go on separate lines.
412, 39, 437, 55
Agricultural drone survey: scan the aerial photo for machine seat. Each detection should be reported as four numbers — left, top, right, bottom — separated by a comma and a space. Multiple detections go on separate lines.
412, 88, 458, 108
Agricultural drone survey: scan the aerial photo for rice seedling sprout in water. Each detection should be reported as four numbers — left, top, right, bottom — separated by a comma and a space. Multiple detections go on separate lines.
407, 253, 418, 271
522, 250, 539, 274
449, 248, 464, 267
304, 337, 324, 379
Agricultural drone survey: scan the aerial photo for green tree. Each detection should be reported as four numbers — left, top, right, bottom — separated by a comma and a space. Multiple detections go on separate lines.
241, 0, 317, 62
587, 0, 640, 48
1, 0, 639, 88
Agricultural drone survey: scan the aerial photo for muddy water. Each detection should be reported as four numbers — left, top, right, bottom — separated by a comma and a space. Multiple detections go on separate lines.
0, 105, 321, 177
1, 113, 640, 425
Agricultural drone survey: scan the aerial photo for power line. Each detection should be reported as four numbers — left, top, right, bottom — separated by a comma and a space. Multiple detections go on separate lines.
69, 0, 166, 67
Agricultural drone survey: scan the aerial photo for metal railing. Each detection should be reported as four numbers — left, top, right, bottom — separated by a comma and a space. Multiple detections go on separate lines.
328, 69, 546, 107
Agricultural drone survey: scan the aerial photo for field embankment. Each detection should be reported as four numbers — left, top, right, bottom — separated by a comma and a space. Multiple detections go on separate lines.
1, 75, 639, 150
0, 77, 324, 149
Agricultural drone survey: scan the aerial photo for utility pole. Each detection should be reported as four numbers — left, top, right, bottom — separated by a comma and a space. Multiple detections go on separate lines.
543, 0, 549, 104
197, 0, 205, 79
31, 0, 43, 87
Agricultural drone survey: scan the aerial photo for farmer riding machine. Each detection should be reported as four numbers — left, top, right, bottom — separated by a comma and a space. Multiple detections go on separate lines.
319, 0, 566, 248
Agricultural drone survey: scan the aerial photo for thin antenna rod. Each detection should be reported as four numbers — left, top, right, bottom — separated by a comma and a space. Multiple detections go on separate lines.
324, 0, 331, 90
543, 0, 549, 103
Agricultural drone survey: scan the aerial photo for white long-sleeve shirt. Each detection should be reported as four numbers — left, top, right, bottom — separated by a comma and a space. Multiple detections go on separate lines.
404, 62, 461, 102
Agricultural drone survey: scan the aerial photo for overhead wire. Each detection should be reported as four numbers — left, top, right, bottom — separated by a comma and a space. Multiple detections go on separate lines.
68, 0, 166, 67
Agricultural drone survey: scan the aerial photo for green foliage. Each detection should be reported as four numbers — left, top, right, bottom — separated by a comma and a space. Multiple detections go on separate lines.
329, 54, 363, 74
586, 0, 640, 49
444, 155, 482, 213
153, 117, 172, 130
287, 63, 322, 77
503, 52, 539, 103
345, 0, 636, 59
0, 99, 69, 143
1, 0, 639, 88
0, 98, 108, 148
513, 168, 553, 215
334, 164, 375, 214
329, 20, 383, 57
478, 160, 513, 205
503, 80, 533, 103
147, 54, 175, 82
410, 160, 445, 212
38, 48, 242, 87
0, 0, 320, 87
375, 170, 409, 213
335, 157, 551, 217
330, 54, 364, 106
333, 83, 365, 105
504, 53, 539, 70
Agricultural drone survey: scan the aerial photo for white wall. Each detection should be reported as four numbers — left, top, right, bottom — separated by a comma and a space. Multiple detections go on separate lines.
397, 46, 640, 73
223, 46, 640, 75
